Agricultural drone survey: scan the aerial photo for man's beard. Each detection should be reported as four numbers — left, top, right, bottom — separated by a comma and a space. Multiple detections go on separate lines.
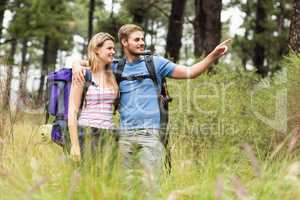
127, 46, 145, 56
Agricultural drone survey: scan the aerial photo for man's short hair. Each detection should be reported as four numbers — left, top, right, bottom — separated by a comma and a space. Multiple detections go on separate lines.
118, 24, 144, 44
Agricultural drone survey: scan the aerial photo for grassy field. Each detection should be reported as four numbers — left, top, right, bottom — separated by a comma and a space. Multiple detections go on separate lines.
1, 54, 300, 200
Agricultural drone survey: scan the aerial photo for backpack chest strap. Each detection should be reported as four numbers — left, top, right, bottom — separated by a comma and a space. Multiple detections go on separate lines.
119, 74, 151, 82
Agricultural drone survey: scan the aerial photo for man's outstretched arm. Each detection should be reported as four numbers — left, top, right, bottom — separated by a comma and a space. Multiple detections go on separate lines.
171, 39, 231, 79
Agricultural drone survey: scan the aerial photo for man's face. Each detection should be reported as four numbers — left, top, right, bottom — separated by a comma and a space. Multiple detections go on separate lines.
122, 31, 145, 55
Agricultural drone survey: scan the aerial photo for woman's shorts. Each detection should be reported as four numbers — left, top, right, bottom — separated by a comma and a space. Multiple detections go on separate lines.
77, 127, 119, 159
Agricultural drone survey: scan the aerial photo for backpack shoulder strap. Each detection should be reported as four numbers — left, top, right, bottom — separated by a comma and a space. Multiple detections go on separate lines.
115, 58, 126, 85
145, 55, 159, 90
85, 69, 92, 82
80, 69, 92, 109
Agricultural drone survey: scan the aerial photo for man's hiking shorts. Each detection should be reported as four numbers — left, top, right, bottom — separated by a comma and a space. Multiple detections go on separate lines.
118, 129, 165, 176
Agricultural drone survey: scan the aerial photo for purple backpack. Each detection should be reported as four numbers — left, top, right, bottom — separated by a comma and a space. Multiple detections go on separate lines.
45, 68, 92, 148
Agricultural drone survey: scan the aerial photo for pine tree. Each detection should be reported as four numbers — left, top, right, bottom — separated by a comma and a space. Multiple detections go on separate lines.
289, 0, 300, 53
0, 0, 8, 40
193, 0, 222, 58
165, 0, 187, 62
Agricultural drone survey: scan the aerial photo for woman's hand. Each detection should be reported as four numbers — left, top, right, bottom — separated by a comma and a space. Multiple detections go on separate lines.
209, 39, 231, 60
70, 144, 81, 162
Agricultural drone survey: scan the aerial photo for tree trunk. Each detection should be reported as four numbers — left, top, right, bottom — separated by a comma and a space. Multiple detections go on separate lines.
0, 0, 8, 40
241, 0, 251, 68
17, 39, 28, 111
37, 36, 59, 103
253, 0, 268, 77
3, 39, 17, 109
149, 19, 156, 52
37, 36, 49, 102
150, 19, 154, 47
88, 0, 95, 42
203, 0, 222, 55
289, 0, 300, 53
278, 0, 285, 34
277, 0, 288, 58
132, 8, 145, 25
193, 0, 205, 57
110, 0, 116, 18
165, 0, 187, 62
193, 0, 222, 58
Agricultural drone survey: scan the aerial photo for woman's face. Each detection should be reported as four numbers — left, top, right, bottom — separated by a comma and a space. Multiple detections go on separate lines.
96, 40, 115, 64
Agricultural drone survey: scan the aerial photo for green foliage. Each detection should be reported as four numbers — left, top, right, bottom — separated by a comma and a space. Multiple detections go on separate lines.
1, 55, 300, 199
5, 0, 75, 56
169, 53, 299, 152
120, 0, 171, 37
70, 0, 89, 39
71, 0, 106, 40
229, 0, 293, 70
95, 10, 131, 43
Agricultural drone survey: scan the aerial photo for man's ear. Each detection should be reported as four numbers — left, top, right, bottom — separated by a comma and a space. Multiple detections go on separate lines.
121, 39, 127, 47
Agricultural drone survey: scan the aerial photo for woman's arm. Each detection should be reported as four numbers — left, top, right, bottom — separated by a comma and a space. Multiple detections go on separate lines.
68, 81, 84, 161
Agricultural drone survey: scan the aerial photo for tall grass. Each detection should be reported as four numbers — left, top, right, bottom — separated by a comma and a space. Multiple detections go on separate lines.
1, 54, 300, 200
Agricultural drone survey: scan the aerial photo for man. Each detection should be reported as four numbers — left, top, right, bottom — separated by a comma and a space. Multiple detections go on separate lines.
72, 24, 230, 177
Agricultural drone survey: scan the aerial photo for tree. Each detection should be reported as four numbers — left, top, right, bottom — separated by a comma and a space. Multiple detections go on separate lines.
123, 0, 148, 25
193, 0, 204, 58
165, 0, 187, 62
277, 0, 286, 57
37, 36, 60, 101
229, 0, 292, 76
121, 0, 171, 49
240, 0, 251, 68
36, 0, 74, 102
2, 0, 20, 109
0, 0, 8, 40
289, 0, 300, 53
3, 39, 17, 109
253, 0, 268, 77
73, 0, 104, 56
193, 0, 222, 58
95, 0, 130, 44
3, 0, 74, 105
88, 0, 95, 42
8, 1, 32, 110
17, 38, 29, 111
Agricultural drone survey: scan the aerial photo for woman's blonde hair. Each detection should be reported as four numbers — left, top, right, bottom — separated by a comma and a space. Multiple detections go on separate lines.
87, 32, 118, 92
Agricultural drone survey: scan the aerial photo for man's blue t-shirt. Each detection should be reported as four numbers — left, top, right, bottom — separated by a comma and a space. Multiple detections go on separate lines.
112, 56, 176, 129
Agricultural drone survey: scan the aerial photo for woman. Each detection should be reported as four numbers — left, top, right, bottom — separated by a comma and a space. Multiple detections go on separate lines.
68, 32, 118, 161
